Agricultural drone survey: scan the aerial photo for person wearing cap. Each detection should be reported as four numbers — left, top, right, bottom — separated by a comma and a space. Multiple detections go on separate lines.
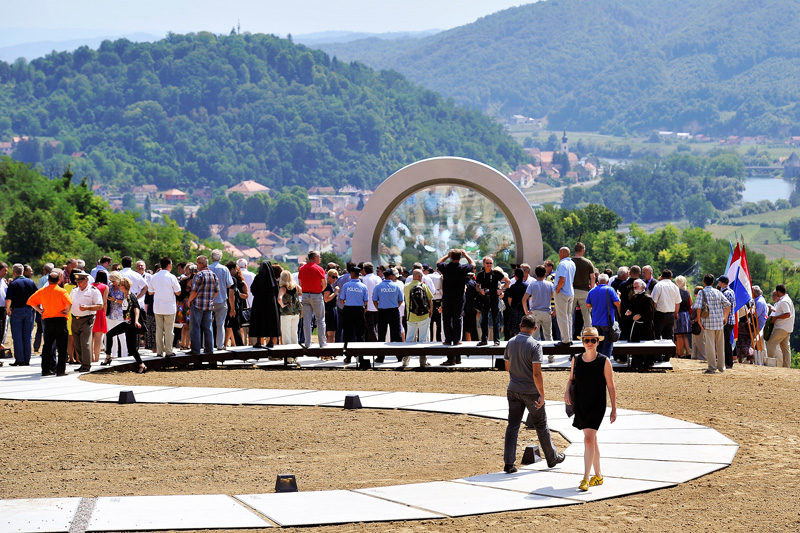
69, 270, 104, 372
373, 267, 404, 348
564, 326, 617, 492
503, 314, 565, 474
716, 275, 737, 369
692, 273, 731, 374
340, 265, 369, 365
27, 269, 72, 376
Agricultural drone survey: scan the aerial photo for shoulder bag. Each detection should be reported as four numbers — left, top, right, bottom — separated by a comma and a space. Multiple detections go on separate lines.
606, 287, 621, 342
700, 288, 710, 318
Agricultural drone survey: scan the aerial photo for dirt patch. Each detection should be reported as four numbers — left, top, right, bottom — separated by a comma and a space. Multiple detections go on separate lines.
3, 359, 799, 532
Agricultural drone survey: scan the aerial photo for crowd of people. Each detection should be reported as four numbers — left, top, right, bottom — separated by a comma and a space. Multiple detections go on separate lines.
0, 242, 794, 374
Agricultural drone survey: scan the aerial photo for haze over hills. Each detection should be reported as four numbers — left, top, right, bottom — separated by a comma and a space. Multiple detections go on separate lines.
0, 32, 527, 191
0, 32, 163, 63
293, 30, 439, 46
317, 0, 800, 137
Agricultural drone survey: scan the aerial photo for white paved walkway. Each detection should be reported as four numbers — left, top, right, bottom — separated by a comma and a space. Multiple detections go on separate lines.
0, 356, 734, 532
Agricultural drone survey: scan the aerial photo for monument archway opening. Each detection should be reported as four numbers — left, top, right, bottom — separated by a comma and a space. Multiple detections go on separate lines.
352, 157, 543, 267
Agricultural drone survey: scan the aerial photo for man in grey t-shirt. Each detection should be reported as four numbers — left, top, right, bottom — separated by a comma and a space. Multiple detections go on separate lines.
503, 314, 565, 473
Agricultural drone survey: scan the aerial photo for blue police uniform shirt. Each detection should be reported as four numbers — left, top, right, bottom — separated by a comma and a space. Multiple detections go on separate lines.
374, 278, 404, 309
341, 279, 369, 307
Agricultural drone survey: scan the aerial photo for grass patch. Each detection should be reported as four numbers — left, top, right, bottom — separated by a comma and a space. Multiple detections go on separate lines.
730, 206, 800, 225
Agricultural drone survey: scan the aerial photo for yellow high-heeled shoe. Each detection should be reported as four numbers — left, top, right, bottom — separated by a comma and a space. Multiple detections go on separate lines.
578, 478, 589, 491
589, 475, 604, 487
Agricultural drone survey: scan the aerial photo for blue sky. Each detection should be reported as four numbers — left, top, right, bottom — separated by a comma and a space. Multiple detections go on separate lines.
3, 0, 532, 40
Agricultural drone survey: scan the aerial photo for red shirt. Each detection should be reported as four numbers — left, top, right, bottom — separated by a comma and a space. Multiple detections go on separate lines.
298, 262, 326, 294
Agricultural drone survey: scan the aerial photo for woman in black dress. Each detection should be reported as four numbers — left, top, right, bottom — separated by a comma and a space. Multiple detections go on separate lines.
249, 261, 281, 348
564, 326, 617, 492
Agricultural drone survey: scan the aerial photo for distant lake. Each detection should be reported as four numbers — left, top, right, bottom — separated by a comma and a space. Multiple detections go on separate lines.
742, 177, 792, 203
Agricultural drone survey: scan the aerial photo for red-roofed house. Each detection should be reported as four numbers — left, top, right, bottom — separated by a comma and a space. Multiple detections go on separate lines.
226, 180, 270, 197
163, 189, 187, 203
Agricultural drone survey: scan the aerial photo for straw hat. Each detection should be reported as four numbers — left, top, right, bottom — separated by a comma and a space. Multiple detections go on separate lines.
577, 326, 604, 341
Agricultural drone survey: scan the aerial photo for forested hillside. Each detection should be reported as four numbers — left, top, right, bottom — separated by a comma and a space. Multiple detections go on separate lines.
0, 32, 528, 191
319, 0, 800, 136
0, 157, 193, 268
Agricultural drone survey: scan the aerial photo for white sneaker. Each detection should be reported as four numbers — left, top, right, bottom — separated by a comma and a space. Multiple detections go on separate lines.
548, 355, 555, 364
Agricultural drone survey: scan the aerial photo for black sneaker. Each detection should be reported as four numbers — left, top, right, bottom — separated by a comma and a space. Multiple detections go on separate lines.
547, 453, 566, 468
477, 340, 488, 346
504, 463, 518, 474
493, 340, 501, 346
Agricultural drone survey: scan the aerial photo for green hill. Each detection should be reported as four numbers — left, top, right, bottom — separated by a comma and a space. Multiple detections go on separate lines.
0, 32, 528, 191
318, 0, 800, 136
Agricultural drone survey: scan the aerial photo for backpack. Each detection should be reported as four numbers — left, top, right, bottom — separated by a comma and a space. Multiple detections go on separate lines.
409, 284, 430, 316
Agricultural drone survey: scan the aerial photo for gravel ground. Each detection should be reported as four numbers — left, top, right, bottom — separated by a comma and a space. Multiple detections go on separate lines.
1, 359, 798, 532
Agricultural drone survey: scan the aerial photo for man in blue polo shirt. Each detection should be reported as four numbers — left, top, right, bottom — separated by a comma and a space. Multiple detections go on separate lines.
340, 266, 369, 346
585, 273, 620, 357
553, 247, 576, 345
373, 268, 404, 344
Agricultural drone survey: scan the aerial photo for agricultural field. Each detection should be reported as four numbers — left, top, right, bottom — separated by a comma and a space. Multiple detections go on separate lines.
706, 222, 800, 263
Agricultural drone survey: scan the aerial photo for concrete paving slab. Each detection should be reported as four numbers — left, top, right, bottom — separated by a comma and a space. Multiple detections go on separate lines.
402, 394, 510, 414
596, 427, 737, 446
358, 391, 476, 409
86, 495, 270, 531
0, 497, 80, 533
235, 490, 442, 526
563, 442, 739, 464
522, 454, 730, 483
171, 388, 316, 405
259, 389, 391, 406
355, 481, 577, 517
457, 469, 674, 502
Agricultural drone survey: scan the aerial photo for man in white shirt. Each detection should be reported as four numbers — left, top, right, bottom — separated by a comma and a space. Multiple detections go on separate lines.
120, 256, 148, 303
69, 270, 103, 372
237, 259, 255, 343
650, 269, 682, 341
361, 262, 382, 342
148, 257, 182, 357
767, 284, 794, 367
427, 265, 444, 342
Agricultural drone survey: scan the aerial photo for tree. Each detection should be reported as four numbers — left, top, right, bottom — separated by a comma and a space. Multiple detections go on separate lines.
686, 194, 715, 228
143, 195, 152, 222
170, 205, 187, 226
122, 192, 136, 211
230, 232, 257, 248
1, 204, 58, 265
788, 217, 800, 240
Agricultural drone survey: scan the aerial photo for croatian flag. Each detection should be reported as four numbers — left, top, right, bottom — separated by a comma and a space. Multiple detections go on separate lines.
725, 243, 753, 311
724, 243, 753, 341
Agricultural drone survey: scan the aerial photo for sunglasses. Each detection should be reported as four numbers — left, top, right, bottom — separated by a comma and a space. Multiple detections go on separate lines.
582, 337, 599, 344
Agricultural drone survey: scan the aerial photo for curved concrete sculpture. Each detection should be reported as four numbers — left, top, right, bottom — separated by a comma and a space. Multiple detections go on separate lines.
351, 157, 543, 265
0, 357, 737, 530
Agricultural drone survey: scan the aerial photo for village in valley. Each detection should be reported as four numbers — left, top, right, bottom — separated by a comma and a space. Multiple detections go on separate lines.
4, 129, 800, 268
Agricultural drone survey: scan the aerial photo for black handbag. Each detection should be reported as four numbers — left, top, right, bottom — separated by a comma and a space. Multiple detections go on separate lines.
606, 287, 621, 342
565, 378, 576, 417
236, 289, 252, 327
